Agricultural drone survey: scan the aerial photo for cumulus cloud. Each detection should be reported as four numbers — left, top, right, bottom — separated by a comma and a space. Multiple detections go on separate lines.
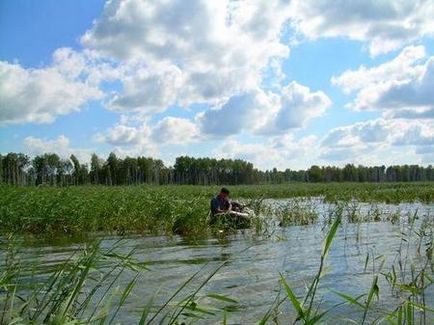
214, 134, 318, 170
7, 0, 434, 169
197, 89, 276, 136
320, 118, 434, 163
93, 122, 160, 158
387, 107, 434, 119
393, 125, 434, 146
261, 82, 331, 133
109, 63, 184, 113
198, 82, 330, 136
96, 116, 199, 148
332, 46, 434, 113
151, 117, 199, 144
332, 46, 426, 93
0, 49, 103, 124
4, 0, 434, 128
289, 0, 434, 56
321, 119, 389, 148
23, 135, 92, 162
94, 123, 151, 146
367, 58, 434, 110
81, 0, 291, 112
319, 148, 360, 162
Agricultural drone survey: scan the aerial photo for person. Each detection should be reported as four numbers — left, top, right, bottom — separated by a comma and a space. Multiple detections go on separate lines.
210, 187, 232, 218
210, 188, 249, 227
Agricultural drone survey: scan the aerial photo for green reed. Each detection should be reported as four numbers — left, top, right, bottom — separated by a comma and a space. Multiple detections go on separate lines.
1, 182, 432, 236
0, 237, 242, 324
1, 208, 434, 323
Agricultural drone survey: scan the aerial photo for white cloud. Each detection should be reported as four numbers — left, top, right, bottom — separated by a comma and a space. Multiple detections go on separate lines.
332, 45, 426, 93
23, 135, 92, 162
94, 123, 151, 146
320, 118, 434, 163
367, 58, 434, 110
198, 82, 330, 136
96, 116, 199, 148
387, 107, 434, 119
319, 148, 361, 162
393, 125, 434, 146
196, 89, 276, 136
321, 119, 389, 148
333, 46, 434, 113
151, 117, 199, 144
110, 144, 159, 159
261, 82, 331, 133
0, 49, 103, 124
289, 0, 434, 56
81, 0, 291, 112
93, 121, 159, 158
4, 0, 433, 128
8, 0, 434, 169
214, 134, 319, 170
108, 63, 184, 113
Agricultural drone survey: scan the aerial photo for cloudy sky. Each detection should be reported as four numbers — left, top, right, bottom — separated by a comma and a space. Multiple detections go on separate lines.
0, 0, 433, 170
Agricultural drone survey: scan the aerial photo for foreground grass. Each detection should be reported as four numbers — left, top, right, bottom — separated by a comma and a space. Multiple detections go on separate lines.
0, 183, 432, 236
1, 213, 433, 324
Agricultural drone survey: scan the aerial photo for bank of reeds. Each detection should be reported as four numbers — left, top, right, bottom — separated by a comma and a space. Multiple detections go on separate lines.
1, 183, 432, 236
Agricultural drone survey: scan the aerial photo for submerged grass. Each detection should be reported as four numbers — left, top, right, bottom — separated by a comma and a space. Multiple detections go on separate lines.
2, 210, 433, 323
0, 236, 243, 324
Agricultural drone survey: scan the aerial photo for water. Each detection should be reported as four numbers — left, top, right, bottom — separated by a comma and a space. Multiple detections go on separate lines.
1, 199, 434, 324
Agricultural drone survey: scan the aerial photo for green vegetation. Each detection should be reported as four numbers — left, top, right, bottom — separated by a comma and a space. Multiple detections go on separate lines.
1, 181, 433, 323
1, 238, 230, 324
1, 182, 433, 236
1, 152, 433, 186
1, 212, 433, 324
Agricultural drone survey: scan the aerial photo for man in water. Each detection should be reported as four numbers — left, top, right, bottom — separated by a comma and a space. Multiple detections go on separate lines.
210, 187, 232, 219
210, 188, 250, 227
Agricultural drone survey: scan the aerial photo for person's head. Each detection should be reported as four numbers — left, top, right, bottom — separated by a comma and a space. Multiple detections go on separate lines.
219, 187, 229, 199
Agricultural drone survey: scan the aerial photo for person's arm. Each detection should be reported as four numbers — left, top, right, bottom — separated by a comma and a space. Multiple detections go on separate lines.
216, 205, 230, 213
218, 200, 231, 213
212, 198, 231, 214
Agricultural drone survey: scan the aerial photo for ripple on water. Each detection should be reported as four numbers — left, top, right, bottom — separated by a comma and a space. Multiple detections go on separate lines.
2, 201, 433, 324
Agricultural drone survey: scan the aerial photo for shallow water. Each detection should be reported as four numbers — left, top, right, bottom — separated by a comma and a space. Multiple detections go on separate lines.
1, 200, 434, 324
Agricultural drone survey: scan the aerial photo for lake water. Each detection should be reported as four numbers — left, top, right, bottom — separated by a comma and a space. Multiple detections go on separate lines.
1, 199, 434, 324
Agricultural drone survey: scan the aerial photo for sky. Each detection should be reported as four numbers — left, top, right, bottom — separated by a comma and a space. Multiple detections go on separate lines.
0, 0, 433, 170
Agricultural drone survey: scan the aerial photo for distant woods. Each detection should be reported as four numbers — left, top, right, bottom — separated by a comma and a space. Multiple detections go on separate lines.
0, 152, 433, 186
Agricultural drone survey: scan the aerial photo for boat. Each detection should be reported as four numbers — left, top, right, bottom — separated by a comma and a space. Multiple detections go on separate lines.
209, 209, 252, 229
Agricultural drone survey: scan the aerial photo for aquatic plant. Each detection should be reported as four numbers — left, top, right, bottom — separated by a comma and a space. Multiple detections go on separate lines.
1, 209, 434, 323
2, 182, 430, 236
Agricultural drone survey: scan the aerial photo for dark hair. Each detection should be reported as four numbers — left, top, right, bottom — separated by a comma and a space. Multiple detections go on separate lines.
220, 187, 229, 195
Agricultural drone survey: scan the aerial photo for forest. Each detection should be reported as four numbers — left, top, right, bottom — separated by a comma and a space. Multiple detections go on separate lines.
1, 152, 433, 186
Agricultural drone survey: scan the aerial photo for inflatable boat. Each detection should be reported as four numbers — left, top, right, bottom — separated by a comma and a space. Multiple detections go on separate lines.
210, 209, 252, 229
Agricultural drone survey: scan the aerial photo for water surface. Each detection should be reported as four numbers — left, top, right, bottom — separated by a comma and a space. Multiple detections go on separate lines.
2, 200, 434, 324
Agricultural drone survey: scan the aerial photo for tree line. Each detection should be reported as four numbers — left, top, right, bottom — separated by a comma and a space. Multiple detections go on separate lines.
0, 152, 433, 186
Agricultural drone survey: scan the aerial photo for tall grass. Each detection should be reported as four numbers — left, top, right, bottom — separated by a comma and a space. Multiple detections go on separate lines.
1, 209, 434, 323
1, 182, 433, 323
1, 182, 432, 236
0, 237, 243, 324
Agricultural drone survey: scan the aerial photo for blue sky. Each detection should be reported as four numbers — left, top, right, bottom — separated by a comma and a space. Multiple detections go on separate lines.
0, 0, 433, 170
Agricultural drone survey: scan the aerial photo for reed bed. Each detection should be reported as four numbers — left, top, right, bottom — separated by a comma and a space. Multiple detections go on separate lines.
0, 182, 433, 323
0, 182, 432, 236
